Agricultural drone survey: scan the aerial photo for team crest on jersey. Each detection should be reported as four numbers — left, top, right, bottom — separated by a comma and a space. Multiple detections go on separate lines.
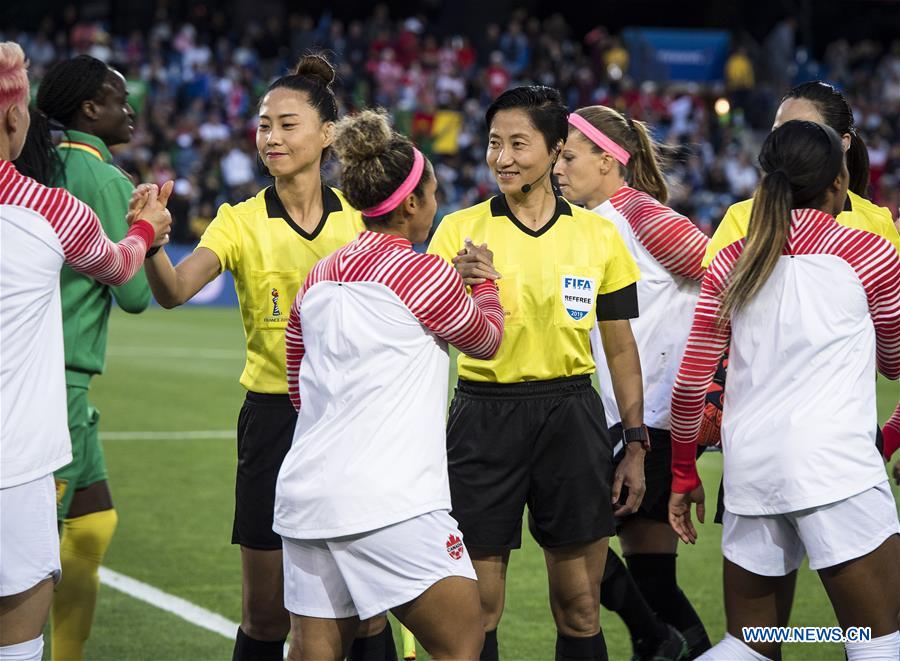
446, 533, 464, 560
561, 275, 597, 320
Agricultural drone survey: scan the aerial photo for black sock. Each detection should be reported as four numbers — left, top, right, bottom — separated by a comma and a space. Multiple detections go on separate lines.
480, 629, 498, 661
232, 627, 285, 661
625, 553, 710, 657
555, 631, 607, 661
600, 549, 669, 646
348, 620, 398, 661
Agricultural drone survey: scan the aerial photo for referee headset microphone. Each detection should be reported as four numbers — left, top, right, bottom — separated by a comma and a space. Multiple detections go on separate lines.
521, 146, 561, 194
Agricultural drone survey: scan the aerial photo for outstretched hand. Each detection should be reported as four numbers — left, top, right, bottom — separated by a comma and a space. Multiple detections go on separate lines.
128, 181, 175, 247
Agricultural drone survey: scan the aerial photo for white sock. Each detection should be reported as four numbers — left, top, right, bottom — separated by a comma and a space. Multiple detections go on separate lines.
845, 631, 900, 660
697, 633, 773, 660
0, 636, 44, 661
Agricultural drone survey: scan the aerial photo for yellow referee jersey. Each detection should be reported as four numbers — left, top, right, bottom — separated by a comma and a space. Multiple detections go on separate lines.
429, 196, 640, 383
199, 185, 364, 393
703, 189, 900, 267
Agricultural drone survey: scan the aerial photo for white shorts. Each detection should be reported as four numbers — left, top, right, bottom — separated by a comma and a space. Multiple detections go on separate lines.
282, 510, 477, 620
722, 481, 900, 576
0, 474, 61, 596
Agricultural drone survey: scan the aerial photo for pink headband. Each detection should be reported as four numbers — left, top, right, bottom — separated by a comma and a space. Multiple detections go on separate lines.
361, 148, 426, 217
568, 113, 631, 166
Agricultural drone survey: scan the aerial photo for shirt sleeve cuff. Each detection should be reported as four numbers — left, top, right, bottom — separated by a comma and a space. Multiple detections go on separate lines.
671, 467, 702, 494
882, 425, 899, 462
129, 220, 156, 249
471, 281, 498, 296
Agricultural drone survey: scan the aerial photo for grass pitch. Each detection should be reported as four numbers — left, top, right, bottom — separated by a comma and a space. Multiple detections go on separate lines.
57, 307, 898, 660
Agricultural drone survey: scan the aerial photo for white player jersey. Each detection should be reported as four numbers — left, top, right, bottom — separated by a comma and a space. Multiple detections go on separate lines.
671, 209, 900, 514
591, 186, 707, 430
1, 206, 70, 487
0, 160, 153, 488
275, 231, 503, 539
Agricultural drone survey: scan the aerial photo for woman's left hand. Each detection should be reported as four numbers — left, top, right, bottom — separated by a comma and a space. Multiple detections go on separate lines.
612, 444, 646, 516
668, 485, 706, 544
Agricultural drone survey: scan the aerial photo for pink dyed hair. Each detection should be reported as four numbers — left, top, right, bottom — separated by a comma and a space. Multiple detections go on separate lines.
0, 42, 30, 112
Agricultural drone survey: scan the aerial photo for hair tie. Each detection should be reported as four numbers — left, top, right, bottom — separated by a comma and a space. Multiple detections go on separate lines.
36, 109, 66, 132
361, 148, 425, 218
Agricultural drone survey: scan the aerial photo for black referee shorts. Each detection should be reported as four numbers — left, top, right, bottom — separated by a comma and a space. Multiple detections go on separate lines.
446, 376, 616, 552
610, 424, 673, 526
232, 391, 297, 550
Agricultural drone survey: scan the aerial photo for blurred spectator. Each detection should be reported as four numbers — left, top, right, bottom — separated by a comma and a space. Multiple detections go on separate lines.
764, 16, 797, 92
8, 6, 898, 245
724, 151, 759, 198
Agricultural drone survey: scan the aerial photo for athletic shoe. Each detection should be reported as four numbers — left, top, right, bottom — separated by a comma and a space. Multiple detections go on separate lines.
632, 625, 689, 661
681, 623, 712, 660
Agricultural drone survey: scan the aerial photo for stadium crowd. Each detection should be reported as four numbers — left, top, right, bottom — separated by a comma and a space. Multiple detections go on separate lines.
2, 1, 899, 657
6, 4, 900, 244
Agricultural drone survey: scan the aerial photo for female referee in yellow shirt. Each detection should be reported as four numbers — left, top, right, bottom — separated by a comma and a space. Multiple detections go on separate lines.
132, 56, 394, 661
429, 86, 648, 661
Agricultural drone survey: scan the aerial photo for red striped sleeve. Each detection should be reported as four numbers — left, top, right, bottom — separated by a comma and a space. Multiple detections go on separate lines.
883, 404, 900, 462
610, 187, 708, 281
0, 162, 151, 285
382, 253, 504, 359
796, 213, 900, 380
284, 233, 504, 411
670, 245, 737, 493
329, 232, 503, 358
670, 209, 900, 489
285, 285, 306, 411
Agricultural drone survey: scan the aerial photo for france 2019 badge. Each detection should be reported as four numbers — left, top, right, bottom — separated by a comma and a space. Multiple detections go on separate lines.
264, 287, 285, 324
271, 288, 281, 317
561, 275, 597, 321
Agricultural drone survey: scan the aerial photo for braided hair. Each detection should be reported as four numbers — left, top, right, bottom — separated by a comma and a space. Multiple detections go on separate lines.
14, 55, 109, 185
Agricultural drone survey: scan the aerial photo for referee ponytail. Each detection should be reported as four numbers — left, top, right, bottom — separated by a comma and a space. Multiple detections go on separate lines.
782, 81, 869, 197
719, 120, 845, 321
571, 106, 669, 203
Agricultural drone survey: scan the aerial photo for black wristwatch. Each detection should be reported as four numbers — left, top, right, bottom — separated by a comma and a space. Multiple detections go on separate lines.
145, 245, 161, 259
622, 425, 651, 452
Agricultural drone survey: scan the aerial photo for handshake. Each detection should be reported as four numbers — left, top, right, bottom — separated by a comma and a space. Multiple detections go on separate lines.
451, 238, 502, 286
126, 180, 175, 249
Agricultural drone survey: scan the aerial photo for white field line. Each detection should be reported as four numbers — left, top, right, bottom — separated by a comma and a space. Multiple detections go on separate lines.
106, 346, 244, 360
100, 430, 233, 441
99, 567, 237, 639
100, 567, 290, 657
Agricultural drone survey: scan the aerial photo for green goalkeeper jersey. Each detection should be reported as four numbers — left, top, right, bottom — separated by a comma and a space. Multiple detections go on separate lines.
56, 130, 151, 386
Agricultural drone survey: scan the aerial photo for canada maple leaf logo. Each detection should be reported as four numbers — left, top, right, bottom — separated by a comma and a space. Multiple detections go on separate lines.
446, 533, 464, 560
